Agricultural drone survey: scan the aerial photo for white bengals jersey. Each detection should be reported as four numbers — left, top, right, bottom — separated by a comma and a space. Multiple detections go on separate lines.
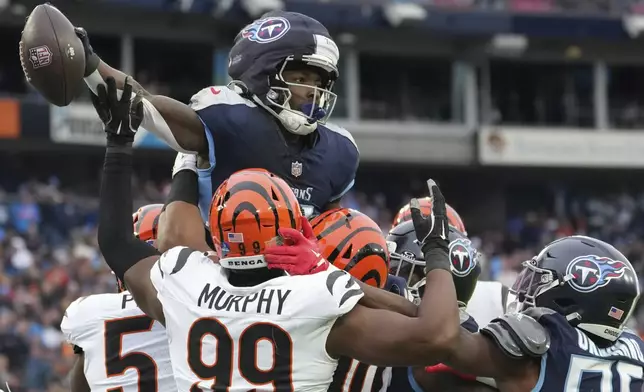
465, 280, 509, 327
60, 292, 174, 391
150, 246, 364, 392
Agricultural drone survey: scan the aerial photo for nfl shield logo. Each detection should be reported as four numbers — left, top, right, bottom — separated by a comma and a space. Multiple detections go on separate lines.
29, 46, 53, 69
291, 161, 303, 177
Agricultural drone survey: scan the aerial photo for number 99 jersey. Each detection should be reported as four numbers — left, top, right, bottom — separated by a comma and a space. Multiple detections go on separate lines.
60, 292, 175, 391
150, 246, 364, 391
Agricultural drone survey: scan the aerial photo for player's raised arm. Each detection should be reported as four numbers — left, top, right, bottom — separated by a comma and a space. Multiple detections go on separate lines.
156, 152, 211, 253
75, 28, 206, 155
354, 278, 418, 317
267, 180, 462, 366
95, 78, 165, 324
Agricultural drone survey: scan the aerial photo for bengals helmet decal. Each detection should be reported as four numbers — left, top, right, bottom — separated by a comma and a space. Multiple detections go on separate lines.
209, 169, 303, 268
392, 197, 466, 235
311, 208, 389, 288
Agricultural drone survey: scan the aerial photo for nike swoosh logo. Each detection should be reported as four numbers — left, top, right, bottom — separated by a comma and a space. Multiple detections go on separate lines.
210, 87, 221, 95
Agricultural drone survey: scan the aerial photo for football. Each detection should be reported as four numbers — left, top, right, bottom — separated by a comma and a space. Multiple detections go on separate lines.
19, 3, 85, 107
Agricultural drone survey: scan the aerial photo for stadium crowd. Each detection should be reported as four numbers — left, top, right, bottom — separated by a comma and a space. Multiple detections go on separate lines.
0, 176, 641, 390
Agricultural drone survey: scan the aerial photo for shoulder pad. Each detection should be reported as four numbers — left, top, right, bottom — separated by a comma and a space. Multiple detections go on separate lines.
324, 122, 358, 152
522, 306, 557, 320
62, 296, 89, 322
60, 295, 97, 345
189, 85, 256, 111
480, 312, 550, 359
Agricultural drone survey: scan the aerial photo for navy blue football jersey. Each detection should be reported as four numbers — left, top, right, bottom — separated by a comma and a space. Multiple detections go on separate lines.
189, 85, 359, 222
533, 312, 644, 391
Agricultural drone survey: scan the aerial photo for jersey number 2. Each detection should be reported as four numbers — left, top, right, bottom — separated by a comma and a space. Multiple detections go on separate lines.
187, 318, 293, 391
566, 355, 643, 392
105, 315, 158, 392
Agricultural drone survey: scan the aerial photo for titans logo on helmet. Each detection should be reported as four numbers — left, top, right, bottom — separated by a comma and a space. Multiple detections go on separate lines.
241, 17, 291, 44
449, 238, 477, 277
566, 255, 629, 293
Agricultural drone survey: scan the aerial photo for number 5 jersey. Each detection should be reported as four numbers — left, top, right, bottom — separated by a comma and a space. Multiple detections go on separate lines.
60, 292, 175, 391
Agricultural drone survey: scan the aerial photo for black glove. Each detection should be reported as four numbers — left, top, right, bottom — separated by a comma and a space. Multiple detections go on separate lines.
410, 179, 450, 274
74, 27, 100, 77
91, 76, 143, 143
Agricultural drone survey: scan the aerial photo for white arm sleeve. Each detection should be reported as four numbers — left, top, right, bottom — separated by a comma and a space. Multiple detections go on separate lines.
84, 70, 197, 154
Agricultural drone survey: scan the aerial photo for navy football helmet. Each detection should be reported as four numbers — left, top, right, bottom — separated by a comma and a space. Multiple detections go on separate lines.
228, 11, 339, 135
511, 235, 640, 342
387, 220, 481, 306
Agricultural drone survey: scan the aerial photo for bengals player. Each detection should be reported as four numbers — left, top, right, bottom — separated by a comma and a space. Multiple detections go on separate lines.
61, 204, 173, 392
311, 208, 394, 391
312, 208, 390, 289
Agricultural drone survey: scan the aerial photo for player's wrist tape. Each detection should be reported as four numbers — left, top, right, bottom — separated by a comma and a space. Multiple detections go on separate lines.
165, 170, 199, 207
423, 247, 450, 274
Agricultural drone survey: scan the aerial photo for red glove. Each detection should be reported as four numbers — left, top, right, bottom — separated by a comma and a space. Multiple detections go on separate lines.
265, 217, 330, 275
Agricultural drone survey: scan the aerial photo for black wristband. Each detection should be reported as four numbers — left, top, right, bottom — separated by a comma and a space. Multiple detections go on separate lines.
423, 247, 451, 274
165, 170, 199, 207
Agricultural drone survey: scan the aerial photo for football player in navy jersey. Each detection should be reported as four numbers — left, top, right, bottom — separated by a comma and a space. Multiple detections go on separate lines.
77, 11, 357, 224
412, 234, 643, 392
386, 221, 496, 392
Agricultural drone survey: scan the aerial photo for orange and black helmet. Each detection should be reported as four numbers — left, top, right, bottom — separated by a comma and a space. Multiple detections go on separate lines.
208, 169, 303, 269
117, 203, 164, 293
392, 197, 466, 235
133, 204, 164, 246
311, 208, 389, 288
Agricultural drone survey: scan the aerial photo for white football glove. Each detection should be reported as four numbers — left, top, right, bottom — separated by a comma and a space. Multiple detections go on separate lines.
172, 152, 197, 178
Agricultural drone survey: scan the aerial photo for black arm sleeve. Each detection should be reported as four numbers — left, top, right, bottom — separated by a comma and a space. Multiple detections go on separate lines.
97, 140, 160, 280
164, 170, 199, 207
